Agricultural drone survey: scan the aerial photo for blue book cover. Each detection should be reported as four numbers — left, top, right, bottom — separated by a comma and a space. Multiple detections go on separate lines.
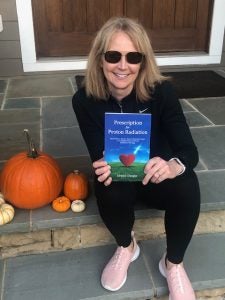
104, 113, 151, 181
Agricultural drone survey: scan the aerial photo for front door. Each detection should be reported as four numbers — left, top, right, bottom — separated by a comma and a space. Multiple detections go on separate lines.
32, 0, 213, 57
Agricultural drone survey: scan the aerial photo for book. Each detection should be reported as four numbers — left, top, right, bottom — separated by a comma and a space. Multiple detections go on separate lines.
104, 112, 151, 181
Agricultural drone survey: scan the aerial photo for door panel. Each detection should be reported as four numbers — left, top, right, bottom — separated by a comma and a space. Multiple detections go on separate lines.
32, 0, 214, 57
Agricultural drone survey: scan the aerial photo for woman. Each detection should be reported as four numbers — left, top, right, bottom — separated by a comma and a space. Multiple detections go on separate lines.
72, 17, 200, 300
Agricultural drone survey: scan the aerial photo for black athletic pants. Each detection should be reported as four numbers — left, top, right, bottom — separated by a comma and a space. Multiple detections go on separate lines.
95, 171, 200, 264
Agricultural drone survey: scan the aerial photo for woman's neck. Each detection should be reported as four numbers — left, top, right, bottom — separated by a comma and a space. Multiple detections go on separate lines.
110, 87, 133, 101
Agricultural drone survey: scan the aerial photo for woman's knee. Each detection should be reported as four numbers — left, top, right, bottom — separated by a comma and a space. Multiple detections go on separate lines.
169, 172, 200, 210
94, 181, 137, 208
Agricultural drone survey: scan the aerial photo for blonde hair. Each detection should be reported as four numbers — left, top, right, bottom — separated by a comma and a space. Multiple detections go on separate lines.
85, 17, 166, 101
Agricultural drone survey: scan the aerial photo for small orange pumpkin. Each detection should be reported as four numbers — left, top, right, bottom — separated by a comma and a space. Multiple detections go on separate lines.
52, 196, 71, 212
64, 170, 88, 200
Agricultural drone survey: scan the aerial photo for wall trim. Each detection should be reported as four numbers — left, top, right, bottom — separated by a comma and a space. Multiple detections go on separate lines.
16, 0, 225, 72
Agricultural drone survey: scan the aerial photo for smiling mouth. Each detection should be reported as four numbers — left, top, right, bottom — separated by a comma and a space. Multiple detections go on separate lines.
114, 73, 129, 78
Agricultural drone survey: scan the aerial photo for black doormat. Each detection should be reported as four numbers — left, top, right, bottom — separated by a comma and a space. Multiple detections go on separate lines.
164, 71, 225, 98
75, 71, 225, 98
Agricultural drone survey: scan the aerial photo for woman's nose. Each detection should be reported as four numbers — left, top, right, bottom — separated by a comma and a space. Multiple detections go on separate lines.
118, 55, 127, 69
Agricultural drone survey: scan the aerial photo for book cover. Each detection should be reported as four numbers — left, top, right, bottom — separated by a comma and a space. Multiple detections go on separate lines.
104, 112, 151, 181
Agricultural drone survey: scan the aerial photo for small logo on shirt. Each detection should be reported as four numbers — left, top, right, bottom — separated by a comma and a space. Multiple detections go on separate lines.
139, 108, 148, 113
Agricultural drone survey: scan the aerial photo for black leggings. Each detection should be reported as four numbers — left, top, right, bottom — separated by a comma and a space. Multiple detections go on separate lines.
95, 171, 200, 264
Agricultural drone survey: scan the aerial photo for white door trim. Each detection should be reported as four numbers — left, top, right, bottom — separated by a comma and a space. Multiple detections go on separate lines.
16, 0, 225, 72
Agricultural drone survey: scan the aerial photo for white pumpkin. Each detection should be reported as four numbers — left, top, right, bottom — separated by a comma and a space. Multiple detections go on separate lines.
0, 203, 15, 225
71, 200, 85, 213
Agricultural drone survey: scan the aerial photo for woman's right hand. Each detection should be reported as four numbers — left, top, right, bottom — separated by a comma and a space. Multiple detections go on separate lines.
93, 158, 112, 186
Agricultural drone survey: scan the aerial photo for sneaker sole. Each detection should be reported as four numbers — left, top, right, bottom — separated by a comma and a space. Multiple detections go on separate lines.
101, 244, 141, 292
159, 259, 166, 278
131, 244, 140, 262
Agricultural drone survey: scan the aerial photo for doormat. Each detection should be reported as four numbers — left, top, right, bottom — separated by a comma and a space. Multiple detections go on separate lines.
164, 71, 225, 98
75, 71, 225, 98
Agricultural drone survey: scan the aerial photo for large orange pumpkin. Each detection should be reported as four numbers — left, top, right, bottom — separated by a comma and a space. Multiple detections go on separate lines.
64, 170, 88, 200
0, 129, 63, 209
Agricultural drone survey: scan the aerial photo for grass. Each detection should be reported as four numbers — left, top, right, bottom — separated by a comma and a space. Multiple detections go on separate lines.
109, 162, 145, 181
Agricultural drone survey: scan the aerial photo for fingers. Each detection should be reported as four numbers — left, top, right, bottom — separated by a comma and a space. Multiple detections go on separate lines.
104, 176, 112, 186
92, 158, 112, 185
143, 157, 170, 185
93, 159, 107, 169
97, 167, 111, 182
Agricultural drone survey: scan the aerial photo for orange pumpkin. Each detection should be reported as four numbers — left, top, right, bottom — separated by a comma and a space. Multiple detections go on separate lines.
0, 129, 63, 209
52, 196, 70, 212
64, 170, 88, 200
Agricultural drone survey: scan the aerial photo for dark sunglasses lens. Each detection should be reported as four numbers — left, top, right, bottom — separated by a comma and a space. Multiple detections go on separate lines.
127, 52, 143, 64
104, 51, 121, 63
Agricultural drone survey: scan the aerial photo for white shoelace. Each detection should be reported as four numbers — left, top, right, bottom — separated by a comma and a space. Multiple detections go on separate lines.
112, 247, 129, 270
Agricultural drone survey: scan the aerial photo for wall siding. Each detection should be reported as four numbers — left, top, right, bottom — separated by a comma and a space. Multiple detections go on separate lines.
0, 21, 20, 40
0, 0, 23, 76
1, 0, 18, 21
0, 0, 224, 77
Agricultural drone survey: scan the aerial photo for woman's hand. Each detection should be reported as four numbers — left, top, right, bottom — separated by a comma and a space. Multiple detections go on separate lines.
93, 158, 112, 186
142, 156, 183, 185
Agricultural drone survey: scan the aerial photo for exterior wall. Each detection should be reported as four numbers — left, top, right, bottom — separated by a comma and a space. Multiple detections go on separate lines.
0, 0, 24, 77
0, 0, 225, 77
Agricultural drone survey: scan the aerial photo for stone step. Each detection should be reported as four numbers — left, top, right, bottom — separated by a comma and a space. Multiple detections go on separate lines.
1, 169, 225, 235
1, 170, 225, 258
0, 233, 225, 300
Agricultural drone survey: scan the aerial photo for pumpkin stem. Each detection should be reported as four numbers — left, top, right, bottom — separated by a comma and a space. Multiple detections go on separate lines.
73, 170, 80, 174
23, 129, 39, 158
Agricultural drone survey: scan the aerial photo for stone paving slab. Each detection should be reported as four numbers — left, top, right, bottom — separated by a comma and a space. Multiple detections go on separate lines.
197, 170, 225, 211
0, 80, 7, 93
0, 259, 4, 295
188, 97, 225, 125
31, 194, 100, 230
0, 109, 40, 124
2, 233, 225, 300
195, 159, 206, 171
180, 99, 196, 112
0, 123, 40, 161
0, 208, 30, 234
0, 94, 4, 107
2, 244, 153, 300
184, 111, 212, 127
56, 156, 93, 178
3, 97, 40, 109
43, 127, 89, 157
7, 76, 73, 98
42, 96, 77, 129
141, 233, 225, 297
191, 126, 225, 170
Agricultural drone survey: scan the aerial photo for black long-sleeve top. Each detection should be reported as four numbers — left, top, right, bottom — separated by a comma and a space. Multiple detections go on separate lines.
72, 81, 199, 173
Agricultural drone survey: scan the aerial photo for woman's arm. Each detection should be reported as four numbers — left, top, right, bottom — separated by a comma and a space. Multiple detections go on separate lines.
72, 90, 112, 185
72, 90, 104, 162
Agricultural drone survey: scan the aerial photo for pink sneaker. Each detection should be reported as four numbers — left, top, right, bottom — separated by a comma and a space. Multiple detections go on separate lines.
159, 253, 196, 300
101, 236, 140, 291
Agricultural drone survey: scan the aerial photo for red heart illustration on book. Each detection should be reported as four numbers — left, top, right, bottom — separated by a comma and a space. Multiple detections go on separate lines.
119, 154, 136, 167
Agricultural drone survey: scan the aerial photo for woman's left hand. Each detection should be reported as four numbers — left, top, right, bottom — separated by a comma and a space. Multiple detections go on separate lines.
142, 156, 183, 185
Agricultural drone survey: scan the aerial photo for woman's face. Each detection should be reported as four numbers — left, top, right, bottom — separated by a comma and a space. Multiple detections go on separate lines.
102, 31, 141, 100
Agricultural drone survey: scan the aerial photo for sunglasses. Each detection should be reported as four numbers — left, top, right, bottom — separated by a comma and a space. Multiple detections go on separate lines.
104, 51, 144, 64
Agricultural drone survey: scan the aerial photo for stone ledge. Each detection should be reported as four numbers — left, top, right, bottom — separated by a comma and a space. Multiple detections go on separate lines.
1, 210, 225, 258
1, 170, 225, 235
156, 287, 225, 299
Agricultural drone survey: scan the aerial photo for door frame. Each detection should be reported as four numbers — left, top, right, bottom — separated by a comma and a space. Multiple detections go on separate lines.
16, 0, 225, 72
